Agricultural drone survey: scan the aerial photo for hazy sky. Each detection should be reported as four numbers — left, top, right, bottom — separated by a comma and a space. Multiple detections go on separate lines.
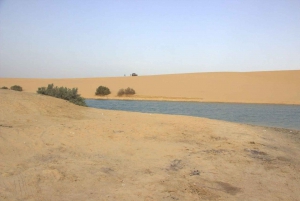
0, 0, 299, 78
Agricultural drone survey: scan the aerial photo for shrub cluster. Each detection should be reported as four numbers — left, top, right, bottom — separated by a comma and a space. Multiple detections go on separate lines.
117, 89, 125, 96
37, 84, 86, 106
10, 85, 23, 91
1, 86, 8, 89
95, 86, 111, 96
117, 87, 135, 96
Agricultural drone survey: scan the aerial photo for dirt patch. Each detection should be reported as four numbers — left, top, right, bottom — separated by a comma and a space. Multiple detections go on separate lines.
215, 181, 241, 195
203, 149, 230, 154
244, 148, 271, 161
188, 183, 220, 200
168, 159, 184, 171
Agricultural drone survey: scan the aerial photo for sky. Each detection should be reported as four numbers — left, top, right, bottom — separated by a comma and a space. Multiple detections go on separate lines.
0, 0, 299, 78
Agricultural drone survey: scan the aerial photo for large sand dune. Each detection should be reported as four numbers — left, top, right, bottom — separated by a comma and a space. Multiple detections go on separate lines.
0, 90, 300, 200
1, 70, 300, 104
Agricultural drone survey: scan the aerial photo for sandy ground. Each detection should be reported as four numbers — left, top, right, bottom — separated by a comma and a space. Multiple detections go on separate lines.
0, 90, 300, 201
1, 70, 300, 104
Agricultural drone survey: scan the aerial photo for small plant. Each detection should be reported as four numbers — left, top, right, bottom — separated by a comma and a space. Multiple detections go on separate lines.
10, 85, 23, 91
117, 87, 135, 96
117, 89, 125, 96
37, 84, 86, 106
124, 87, 135, 95
1, 86, 8, 89
95, 86, 111, 96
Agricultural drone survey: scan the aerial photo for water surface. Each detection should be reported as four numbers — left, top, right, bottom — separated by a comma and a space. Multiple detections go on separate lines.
86, 99, 300, 130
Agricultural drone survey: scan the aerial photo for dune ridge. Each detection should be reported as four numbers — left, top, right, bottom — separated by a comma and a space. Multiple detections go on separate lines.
1, 70, 300, 104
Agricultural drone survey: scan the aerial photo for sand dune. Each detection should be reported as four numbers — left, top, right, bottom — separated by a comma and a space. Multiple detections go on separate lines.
1, 70, 300, 104
0, 90, 300, 200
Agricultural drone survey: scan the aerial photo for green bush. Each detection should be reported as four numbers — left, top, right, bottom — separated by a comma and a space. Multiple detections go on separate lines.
95, 86, 111, 96
10, 85, 23, 91
117, 89, 125, 96
1, 86, 8, 89
117, 87, 136, 96
37, 84, 86, 106
124, 87, 135, 95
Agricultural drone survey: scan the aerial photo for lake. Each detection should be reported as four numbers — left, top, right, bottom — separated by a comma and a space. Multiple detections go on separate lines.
86, 99, 300, 131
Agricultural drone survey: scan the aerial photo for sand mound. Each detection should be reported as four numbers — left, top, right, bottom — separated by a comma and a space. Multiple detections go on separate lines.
0, 90, 299, 200
1, 70, 300, 104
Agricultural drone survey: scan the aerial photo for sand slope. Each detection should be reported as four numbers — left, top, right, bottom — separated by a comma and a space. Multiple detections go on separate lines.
1, 70, 300, 104
0, 90, 299, 200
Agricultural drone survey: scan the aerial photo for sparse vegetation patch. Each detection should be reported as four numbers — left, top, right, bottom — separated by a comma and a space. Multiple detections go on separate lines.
125, 87, 135, 95
95, 86, 111, 96
37, 84, 86, 106
10, 85, 23, 91
117, 87, 136, 96
117, 89, 125, 96
1, 86, 8, 89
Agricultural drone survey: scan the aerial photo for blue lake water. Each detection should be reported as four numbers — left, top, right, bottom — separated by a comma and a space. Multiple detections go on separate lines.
86, 99, 300, 131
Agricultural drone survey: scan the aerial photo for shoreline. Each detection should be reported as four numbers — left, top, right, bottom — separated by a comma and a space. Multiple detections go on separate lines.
87, 103, 300, 132
86, 96, 300, 131
88, 95, 300, 106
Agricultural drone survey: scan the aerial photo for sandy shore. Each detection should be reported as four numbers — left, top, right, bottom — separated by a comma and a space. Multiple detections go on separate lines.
0, 90, 299, 200
1, 70, 300, 104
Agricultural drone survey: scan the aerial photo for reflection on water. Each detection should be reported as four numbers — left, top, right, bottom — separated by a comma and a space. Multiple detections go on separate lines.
86, 99, 300, 131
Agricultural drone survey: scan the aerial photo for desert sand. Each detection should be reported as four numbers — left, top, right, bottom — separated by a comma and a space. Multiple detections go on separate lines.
1, 70, 300, 104
0, 90, 299, 200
